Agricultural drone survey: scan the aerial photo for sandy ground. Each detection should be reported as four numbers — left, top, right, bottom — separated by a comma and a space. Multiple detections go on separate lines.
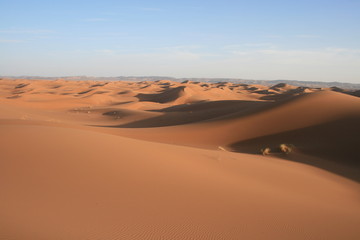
1, 78, 359, 239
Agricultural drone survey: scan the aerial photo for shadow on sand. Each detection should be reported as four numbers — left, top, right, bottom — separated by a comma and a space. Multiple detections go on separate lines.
228, 117, 360, 182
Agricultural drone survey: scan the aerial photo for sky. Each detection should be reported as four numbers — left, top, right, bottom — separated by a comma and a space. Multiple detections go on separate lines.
0, 0, 359, 83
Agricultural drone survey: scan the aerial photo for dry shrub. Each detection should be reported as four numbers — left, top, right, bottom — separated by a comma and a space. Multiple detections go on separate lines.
261, 147, 271, 155
279, 144, 294, 154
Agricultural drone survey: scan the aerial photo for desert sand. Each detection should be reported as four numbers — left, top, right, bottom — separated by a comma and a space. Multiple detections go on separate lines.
1, 78, 359, 239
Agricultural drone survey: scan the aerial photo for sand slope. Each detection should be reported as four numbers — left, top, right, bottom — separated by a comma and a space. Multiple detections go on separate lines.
1, 78, 360, 239
1, 124, 360, 240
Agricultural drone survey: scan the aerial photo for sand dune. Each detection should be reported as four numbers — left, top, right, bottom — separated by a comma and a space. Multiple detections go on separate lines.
102, 91, 360, 151
1, 78, 360, 239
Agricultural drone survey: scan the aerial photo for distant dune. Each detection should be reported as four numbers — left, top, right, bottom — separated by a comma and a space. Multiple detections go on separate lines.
1, 78, 360, 239
2, 75, 360, 89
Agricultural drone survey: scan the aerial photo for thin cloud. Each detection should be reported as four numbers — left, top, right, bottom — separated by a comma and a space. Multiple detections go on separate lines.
223, 43, 275, 49
254, 49, 319, 57
295, 34, 320, 39
325, 47, 360, 54
243, 43, 275, 47
227, 47, 360, 63
0, 29, 55, 34
255, 48, 360, 56
264, 35, 282, 39
0, 39, 23, 43
95, 49, 116, 55
229, 51, 249, 56
223, 43, 277, 55
159, 45, 203, 51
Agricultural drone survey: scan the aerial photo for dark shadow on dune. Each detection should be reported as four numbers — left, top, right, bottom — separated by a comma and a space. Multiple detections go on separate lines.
93, 91, 109, 94
269, 83, 288, 90
90, 83, 108, 88
81, 91, 110, 98
15, 83, 29, 89
157, 82, 173, 87
117, 90, 131, 94
149, 100, 262, 112
94, 93, 326, 128
246, 87, 258, 91
12, 90, 25, 95
109, 101, 134, 106
77, 89, 94, 95
228, 116, 360, 182
260, 87, 310, 101
95, 100, 271, 128
343, 90, 360, 98
254, 90, 274, 94
7, 95, 21, 99
202, 92, 323, 123
135, 86, 186, 103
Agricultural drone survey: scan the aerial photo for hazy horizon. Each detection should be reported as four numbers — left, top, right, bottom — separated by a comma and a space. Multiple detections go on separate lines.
2, 74, 360, 85
1, 0, 360, 83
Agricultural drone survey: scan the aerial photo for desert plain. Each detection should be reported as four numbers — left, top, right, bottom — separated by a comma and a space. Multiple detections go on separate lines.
0, 78, 359, 239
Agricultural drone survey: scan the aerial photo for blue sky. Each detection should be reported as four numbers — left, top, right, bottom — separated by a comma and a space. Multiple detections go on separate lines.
1, 0, 359, 83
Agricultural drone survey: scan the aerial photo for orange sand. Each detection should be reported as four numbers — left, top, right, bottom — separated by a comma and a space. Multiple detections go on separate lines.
1, 78, 359, 239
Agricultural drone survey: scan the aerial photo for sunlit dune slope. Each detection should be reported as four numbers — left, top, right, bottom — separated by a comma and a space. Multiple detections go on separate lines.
1, 124, 360, 240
